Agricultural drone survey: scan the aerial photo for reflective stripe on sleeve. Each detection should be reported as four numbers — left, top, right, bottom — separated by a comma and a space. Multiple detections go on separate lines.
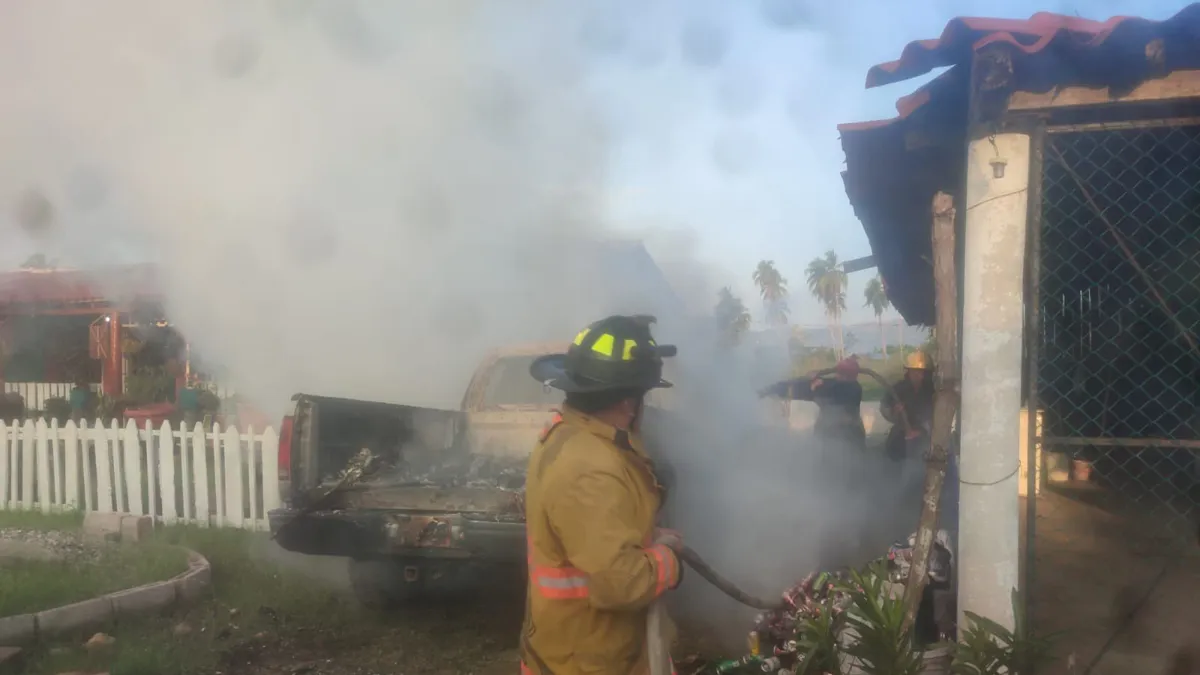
531, 565, 590, 599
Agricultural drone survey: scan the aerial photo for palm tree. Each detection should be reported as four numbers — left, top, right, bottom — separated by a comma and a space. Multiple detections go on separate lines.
864, 275, 890, 359
752, 260, 790, 328
714, 286, 752, 345
805, 250, 848, 357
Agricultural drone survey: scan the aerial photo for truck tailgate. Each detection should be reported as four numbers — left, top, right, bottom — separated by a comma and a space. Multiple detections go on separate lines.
286, 393, 467, 507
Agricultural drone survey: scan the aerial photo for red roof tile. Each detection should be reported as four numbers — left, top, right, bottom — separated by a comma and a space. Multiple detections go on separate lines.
865, 6, 1200, 89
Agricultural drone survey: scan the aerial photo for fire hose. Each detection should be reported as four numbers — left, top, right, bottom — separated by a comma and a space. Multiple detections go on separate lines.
648, 546, 784, 675
650, 368, 914, 674
811, 366, 916, 439
678, 546, 782, 610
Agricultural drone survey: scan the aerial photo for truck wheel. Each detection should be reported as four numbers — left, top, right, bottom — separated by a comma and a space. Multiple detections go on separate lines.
347, 558, 428, 609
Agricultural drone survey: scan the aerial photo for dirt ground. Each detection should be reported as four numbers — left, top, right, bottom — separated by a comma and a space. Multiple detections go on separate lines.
217, 598, 526, 675
140, 478, 1194, 675
28, 472, 1199, 675
217, 547, 724, 675
1024, 486, 1200, 674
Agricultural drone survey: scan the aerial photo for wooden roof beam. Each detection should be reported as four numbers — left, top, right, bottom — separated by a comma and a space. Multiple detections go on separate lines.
1009, 68, 1200, 110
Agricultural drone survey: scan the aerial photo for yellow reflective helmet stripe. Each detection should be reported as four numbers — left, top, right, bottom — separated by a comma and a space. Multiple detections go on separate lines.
591, 333, 615, 356
577, 328, 643, 360
622, 339, 636, 361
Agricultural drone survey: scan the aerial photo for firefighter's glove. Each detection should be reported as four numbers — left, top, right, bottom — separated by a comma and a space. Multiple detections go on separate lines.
653, 528, 684, 589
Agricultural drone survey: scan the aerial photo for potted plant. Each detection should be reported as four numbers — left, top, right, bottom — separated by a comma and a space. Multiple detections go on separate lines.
43, 396, 71, 424
951, 589, 1058, 674
794, 597, 844, 674
1071, 454, 1093, 482
837, 565, 926, 675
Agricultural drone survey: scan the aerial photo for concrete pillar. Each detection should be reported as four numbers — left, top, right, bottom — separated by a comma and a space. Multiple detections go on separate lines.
958, 131, 1031, 632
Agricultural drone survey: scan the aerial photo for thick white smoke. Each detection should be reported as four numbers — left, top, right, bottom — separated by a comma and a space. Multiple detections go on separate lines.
0, 0, 922, 649
0, 0, 690, 412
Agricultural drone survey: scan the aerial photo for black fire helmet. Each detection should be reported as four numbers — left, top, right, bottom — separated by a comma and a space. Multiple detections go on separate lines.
528, 315, 676, 393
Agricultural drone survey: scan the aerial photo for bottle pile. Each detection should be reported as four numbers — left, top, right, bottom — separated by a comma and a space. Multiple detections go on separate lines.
698, 530, 955, 675
707, 570, 852, 674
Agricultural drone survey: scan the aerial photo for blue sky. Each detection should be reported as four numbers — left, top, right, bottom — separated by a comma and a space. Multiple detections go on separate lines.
586, 0, 1187, 324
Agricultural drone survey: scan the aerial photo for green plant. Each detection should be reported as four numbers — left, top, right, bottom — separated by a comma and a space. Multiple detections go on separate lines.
195, 388, 222, 415
794, 602, 843, 674
951, 589, 1059, 675
124, 365, 175, 405
94, 394, 130, 422
42, 397, 70, 423
838, 564, 924, 675
714, 286, 752, 346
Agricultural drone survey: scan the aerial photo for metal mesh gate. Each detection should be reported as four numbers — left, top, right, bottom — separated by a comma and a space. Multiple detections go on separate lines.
1030, 119, 1200, 671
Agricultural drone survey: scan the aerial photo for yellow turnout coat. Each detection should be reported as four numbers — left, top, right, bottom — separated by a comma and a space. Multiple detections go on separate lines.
520, 406, 680, 675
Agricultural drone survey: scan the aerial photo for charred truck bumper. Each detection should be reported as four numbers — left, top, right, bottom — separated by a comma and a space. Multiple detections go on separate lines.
268, 508, 525, 562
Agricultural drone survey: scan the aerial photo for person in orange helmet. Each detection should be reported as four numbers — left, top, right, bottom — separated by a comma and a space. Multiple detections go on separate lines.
880, 350, 934, 461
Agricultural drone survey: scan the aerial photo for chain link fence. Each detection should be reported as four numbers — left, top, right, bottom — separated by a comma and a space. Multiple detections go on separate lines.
1029, 119, 1200, 670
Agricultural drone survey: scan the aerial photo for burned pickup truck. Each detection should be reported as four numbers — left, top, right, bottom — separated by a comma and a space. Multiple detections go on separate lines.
269, 343, 672, 607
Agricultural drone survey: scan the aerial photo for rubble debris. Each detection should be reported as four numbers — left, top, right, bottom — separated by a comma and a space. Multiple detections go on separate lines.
886, 530, 953, 586
312, 446, 529, 521
84, 633, 114, 649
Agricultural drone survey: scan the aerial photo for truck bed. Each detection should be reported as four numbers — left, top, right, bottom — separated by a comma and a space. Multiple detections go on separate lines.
270, 393, 528, 561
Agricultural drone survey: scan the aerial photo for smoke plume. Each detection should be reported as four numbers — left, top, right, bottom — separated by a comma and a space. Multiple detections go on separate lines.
0, 0, 680, 411
1, 0, 923, 648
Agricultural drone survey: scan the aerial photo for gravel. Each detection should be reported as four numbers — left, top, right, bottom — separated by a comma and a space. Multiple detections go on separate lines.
0, 527, 99, 564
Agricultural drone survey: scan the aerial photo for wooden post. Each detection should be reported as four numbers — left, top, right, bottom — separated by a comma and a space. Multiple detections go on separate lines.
105, 312, 122, 396
901, 191, 960, 634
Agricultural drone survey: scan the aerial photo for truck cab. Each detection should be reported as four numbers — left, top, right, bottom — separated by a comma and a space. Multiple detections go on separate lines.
458, 342, 565, 459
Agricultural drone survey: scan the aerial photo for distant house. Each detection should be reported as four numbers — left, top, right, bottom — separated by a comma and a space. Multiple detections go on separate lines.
584, 238, 687, 320
0, 264, 160, 408
0, 242, 683, 411
528, 236, 687, 332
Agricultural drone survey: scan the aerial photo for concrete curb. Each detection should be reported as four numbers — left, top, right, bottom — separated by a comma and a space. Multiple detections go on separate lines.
0, 548, 211, 646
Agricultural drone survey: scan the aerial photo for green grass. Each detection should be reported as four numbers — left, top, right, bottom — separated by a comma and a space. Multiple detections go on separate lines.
21, 522, 364, 675
0, 509, 189, 616
0, 545, 188, 616
0, 508, 85, 531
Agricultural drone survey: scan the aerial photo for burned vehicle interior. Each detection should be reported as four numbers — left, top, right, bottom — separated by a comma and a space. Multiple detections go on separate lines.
293, 395, 526, 520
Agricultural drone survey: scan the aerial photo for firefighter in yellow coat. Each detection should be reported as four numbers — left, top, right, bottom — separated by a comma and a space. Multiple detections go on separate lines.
522, 315, 683, 675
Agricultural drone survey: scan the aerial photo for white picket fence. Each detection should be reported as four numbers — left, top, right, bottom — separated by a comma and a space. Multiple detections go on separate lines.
0, 419, 281, 530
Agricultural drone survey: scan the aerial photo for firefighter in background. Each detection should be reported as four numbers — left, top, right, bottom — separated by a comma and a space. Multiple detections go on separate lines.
522, 315, 683, 675
880, 350, 935, 461
758, 357, 866, 452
